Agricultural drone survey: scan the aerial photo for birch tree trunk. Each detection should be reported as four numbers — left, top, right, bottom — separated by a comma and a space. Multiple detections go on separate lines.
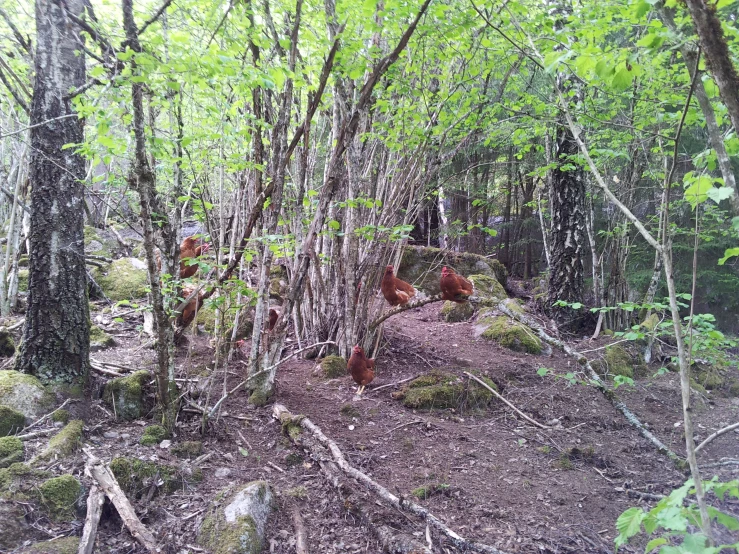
16, 0, 90, 384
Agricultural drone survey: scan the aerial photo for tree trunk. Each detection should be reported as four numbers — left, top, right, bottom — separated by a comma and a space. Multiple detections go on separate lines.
16, 0, 89, 384
547, 123, 585, 317
683, 0, 739, 140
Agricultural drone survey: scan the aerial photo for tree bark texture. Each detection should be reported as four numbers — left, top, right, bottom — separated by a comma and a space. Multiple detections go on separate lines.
16, 0, 90, 383
683, 0, 739, 141
547, 124, 585, 315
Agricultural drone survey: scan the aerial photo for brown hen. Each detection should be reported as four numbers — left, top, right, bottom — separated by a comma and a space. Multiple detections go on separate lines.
440, 266, 473, 303
347, 344, 375, 395
381, 265, 416, 306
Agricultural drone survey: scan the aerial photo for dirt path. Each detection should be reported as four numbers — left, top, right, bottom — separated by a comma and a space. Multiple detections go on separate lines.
53, 301, 739, 553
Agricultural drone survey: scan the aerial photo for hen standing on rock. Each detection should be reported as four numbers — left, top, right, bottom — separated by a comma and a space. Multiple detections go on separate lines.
347, 345, 375, 395
381, 265, 416, 306
440, 266, 474, 303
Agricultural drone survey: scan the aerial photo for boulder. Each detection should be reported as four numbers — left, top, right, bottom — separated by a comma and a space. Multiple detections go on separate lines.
590, 345, 638, 379
84, 226, 118, 258
440, 301, 474, 322
0, 436, 24, 468
321, 356, 347, 378
468, 274, 507, 305
92, 257, 149, 302
89, 325, 116, 352
39, 475, 81, 521
393, 369, 497, 411
198, 481, 274, 554
0, 329, 15, 357
397, 246, 506, 295
102, 370, 151, 420
0, 499, 37, 550
476, 312, 542, 354
0, 405, 25, 436
0, 371, 53, 420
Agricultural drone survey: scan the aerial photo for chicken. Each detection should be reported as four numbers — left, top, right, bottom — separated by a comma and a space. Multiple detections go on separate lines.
347, 344, 375, 395
179, 236, 210, 279
380, 265, 416, 306
176, 284, 203, 329
155, 235, 210, 279
269, 308, 278, 331
440, 266, 474, 303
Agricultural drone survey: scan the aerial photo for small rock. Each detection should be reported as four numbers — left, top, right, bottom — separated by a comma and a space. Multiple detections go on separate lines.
215, 467, 232, 479
160, 440, 172, 449
103, 431, 120, 439
121, 433, 131, 439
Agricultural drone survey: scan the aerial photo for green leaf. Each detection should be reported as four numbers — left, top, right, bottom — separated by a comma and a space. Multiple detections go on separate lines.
684, 175, 715, 208
537, 367, 549, 377
615, 507, 644, 543
239, 447, 249, 457
328, 219, 341, 230
595, 59, 613, 80
706, 185, 735, 205
644, 538, 667, 553
611, 68, 633, 91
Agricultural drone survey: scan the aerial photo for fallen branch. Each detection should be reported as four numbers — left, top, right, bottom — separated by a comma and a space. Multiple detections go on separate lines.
291, 505, 309, 554
21, 399, 72, 432
463, 372, 550, 430
369, 293, 443, 330
273, 404, 511, 554
496, 302, 681, 463
15, 428, 55, 441
90, 363, 124, 377
207, 341, 336, 418
78, 484, 105, 554
91, 358, 135, 372
84, 449, 158, 552
695, 421, 739, 454
366, 374, 421, 395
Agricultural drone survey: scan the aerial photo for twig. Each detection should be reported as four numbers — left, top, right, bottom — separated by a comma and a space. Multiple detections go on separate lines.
273, 404, 511, 554
84, 449, 158, 552
463, 372, 550, 430
383, 419, 426, 436
267, 461, 286, 473
21, 399, 72, 432
694, 421, 739, 454
369, 294, 443, 330
365, 375, 420, 395
90, 358, 135, 372
15, 428, 55, 441
90, 363, 124, 377
78, 484, 104, 554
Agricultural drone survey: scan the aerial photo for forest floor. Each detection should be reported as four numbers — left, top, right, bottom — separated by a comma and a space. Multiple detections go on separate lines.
11, 294, 739, 554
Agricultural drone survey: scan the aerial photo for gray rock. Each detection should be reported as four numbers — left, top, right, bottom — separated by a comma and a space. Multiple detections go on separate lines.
198, 481, 274, 554
215, 467, 232, 479
103, 431, 119, 439
0, 371, 53, 420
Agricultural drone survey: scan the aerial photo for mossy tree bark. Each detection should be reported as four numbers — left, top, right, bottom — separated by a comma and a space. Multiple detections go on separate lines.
16, 0, 90, 384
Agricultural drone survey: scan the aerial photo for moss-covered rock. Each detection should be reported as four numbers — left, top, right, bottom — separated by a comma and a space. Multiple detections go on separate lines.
39, 475, 80, 521
468, 274, 507, 306
0, 371, 53, 420
0, 329, 15, 358
321, 356, 347, 378
269, 278, 286, 301
89, 325, 116, 352
37, 420, 83, 462
397, 246, 507, 295
103, 370, 150, 420
0, 436, 23, 468
17, 269, 28, 293
591, 345, 635, 379
0, 499, 37, 550
109, 457, 202, 499
478, 315, 542, 354
20, 536, 81, 554
140, 425, 168, 446
0, 405, 25, 436
51, 409, 69, 424
84, 226, 116, 258
693, 364, 725, 390
172, 441, 203, 459
394, 369, 497, 412
198, 481, 274, 554
92, 257, 149, 302
440, 301, 474, 322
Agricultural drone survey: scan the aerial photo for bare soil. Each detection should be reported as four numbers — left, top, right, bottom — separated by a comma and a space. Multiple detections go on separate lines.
10, 299, 739, 554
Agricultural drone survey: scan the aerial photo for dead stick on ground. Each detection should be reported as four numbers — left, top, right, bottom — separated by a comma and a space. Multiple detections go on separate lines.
496, 301, 681, 463
78, 483, 105, 554
22, 398, 72, 432
291, 505, 309, 554
84, 449, 158, 552
366, 375, 420, 395
695, 421, 739, 454
91, 363, 124, 377
463, 372, 550, 430
273, 403, 512, 554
